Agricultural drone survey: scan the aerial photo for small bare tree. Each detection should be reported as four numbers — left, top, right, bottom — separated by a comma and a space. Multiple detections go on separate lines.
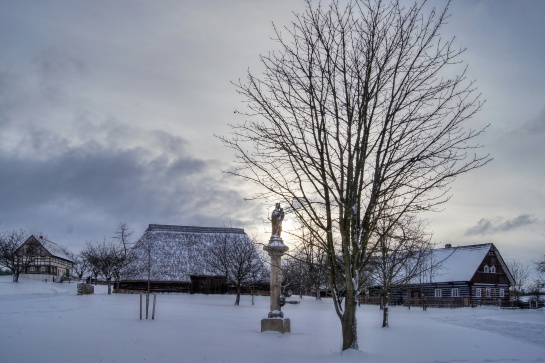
111, 222, 134, 291
0, 230, 37, 282
369, 216, 432, 327
83, 239, 117, 294
205, 233, 267, 305
83, 223, 134, 294
222, 0, 489, 350
132, 233, 154, 294
284, 228, 329, 299
68, 251, 90, 281
507, 260, 530, 301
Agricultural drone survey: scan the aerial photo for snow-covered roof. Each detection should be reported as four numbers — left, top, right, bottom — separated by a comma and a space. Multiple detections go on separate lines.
126, 224, 250, 282
427, 244, 491, 283
19, 235, 74, 263
28, 236, 74, 263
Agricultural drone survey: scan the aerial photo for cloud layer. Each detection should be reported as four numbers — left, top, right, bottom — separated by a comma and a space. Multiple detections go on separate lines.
465, 215, 539, 236
0, 0, 544, 262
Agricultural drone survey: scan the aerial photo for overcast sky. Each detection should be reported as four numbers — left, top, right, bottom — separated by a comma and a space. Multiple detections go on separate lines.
0, 0, 544, 268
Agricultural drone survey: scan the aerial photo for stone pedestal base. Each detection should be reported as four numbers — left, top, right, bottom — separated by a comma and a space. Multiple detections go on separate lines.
261, 318, 290, 334
268, 310, 283, 318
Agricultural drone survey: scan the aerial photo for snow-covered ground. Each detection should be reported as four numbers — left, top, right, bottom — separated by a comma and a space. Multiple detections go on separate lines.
1, 276, 544, 363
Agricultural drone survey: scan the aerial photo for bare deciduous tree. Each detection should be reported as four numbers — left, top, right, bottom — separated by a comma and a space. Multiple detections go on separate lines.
130, 232, 155, 294
66, 251, 90, 281
83, 239, 117, 294
0, 230, 36, 282
205, 233, 267, 305
111, 222, 134, 290
369, 216, 432, 327
283, 228, 329, 299
507, 260, 530, 301
83, 223, 134, 294
222, 0, 489, 350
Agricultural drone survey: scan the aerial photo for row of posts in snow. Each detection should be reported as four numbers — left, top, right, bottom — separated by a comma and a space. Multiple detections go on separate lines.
140, 292, 157, 320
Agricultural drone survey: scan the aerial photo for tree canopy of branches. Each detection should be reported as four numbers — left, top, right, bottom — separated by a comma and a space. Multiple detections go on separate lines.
205, 233, 267, 305
536, 256, 545, 277
222, 0, 489, 350
0, 230, 32, 282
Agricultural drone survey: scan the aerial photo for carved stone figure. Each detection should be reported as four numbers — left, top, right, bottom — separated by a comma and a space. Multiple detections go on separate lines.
271, 203, 284, 238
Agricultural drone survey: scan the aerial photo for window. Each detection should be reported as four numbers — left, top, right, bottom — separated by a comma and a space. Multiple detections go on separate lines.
486, 288, 491, 298
476, 288, 482, 297
30, 266, 36, 272
483, 265, 489, 273
490, 266, 496, 273
499, 289, 505, 298
435, 289, 442, 298
452, 288, 459, 297
40, 266, 47, 272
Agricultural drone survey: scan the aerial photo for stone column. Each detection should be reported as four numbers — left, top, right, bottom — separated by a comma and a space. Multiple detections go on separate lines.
261, 236, 290, 334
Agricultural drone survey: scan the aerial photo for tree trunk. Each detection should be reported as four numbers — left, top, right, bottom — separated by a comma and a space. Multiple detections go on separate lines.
146, 293, 150, 319
13, 272, 19, 282
235, 286, 241, 305
382, 294, 389, 328
107, 279, 112, 295
341, 295, 358, 350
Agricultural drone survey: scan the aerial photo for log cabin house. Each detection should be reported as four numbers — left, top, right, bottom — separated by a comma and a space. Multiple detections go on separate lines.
18, 235, 74, 282
366, 243, 514, 307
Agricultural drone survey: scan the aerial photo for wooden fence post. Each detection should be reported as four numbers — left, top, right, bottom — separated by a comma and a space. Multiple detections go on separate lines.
139, 292, 142, 320
152, 294, 157, 320
146, 293, 150, 319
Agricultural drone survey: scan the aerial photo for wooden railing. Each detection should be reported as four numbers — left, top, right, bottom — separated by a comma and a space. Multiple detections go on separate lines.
358, 296, 467, 308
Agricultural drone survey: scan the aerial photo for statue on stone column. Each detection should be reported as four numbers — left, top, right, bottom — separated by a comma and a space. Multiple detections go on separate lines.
271, 203, 285, 238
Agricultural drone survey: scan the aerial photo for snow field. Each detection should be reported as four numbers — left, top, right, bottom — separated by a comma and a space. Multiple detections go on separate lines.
1, 276, 544, 363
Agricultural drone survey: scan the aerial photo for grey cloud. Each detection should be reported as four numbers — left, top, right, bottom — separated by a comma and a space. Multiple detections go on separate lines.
0, 122, 259, 251
522, 107, 545, 135
465, 214, 538, 236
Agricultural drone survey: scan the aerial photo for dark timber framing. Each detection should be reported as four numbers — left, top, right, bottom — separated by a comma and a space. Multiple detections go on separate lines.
17, 235, 74, 282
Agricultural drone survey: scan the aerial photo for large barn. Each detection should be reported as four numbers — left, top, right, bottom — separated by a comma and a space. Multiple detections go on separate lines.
118, 224, 263, 294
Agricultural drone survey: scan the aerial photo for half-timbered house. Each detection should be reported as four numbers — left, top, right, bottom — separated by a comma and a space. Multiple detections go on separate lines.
18, 235, 74, 282
366, 243, 514, 307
